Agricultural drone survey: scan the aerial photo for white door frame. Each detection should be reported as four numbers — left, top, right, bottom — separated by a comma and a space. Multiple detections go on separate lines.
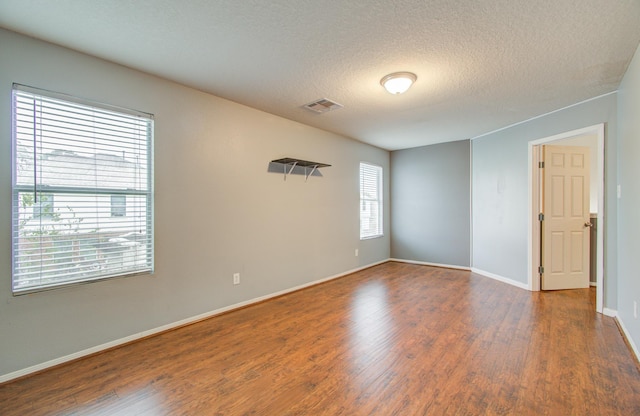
527, 124, 605, 313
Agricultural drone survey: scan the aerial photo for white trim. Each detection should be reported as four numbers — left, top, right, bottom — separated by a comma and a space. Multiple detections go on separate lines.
595, 124, 605, 314
529, 144, 542, 292
471, 92, 616, 141
616, 316, 640, 362
471, 268, 530, 290
0, 259, 388, 384
469, 140, 474, 270
527, 124, 605, 314
528, 123, 605, 146
389, 258, 471, 271
597, 310, 640, 363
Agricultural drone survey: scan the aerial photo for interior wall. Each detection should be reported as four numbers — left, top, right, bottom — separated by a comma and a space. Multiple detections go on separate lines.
471, 93, 618, 309
617, 41, 640, 351
0, 29, 390, 378
390, 140, 471, 267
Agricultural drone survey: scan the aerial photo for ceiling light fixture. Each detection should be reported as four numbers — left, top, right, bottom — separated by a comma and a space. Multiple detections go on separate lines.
380, 72, 417, 94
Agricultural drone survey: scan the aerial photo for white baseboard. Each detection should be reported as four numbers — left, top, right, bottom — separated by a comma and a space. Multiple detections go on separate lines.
471, 268, 530, 290
615, 315, 640, 363
603, 308, 618, 317
389, 258, 471, 271
0, 259, 388, 384
390, 261, 529, 291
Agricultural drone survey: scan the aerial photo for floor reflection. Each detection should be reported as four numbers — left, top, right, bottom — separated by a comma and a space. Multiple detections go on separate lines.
78, 386, 165, 416
348, 280, 394, 370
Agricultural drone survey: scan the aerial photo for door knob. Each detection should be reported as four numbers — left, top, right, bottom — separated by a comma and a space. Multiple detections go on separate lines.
584, 222, 593, 228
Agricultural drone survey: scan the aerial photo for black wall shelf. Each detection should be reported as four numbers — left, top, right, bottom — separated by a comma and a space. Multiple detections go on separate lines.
270, 158, 331, 181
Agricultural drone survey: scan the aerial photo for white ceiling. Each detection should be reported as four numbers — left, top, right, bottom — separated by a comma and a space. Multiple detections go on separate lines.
1, 1, 639, 150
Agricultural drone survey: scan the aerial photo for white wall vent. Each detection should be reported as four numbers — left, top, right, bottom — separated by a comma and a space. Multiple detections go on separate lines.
303, 98, 343, 113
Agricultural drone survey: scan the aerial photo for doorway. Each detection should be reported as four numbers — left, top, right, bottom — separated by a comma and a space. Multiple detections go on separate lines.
528, 124, 605, 313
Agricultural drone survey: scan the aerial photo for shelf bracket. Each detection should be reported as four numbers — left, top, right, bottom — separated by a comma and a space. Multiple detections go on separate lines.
305, 165, 318, 182
284, 161, 298, 181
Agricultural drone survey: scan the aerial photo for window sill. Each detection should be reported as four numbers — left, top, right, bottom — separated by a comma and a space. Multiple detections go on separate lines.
360, 234, 384, 241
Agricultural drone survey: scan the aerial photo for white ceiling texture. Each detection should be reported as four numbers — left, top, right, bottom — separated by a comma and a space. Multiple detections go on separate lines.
1, 1, 639, 150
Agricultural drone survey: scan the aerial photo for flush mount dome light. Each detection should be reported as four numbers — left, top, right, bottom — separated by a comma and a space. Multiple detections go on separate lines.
380, 72, 417, 94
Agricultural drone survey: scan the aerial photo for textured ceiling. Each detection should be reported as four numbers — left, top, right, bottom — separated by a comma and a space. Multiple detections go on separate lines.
1, 0, 639, 150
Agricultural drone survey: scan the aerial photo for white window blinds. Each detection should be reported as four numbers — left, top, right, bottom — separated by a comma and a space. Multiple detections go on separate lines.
11, 84, 154, 294
359, 162, 383, 239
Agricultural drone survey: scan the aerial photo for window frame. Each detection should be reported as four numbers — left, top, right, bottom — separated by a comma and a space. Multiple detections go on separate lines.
11, 84, 154, 295
359, 162, 383, 240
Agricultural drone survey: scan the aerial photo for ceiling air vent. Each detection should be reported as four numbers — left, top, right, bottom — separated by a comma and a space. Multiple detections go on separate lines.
303, 98, 343, 114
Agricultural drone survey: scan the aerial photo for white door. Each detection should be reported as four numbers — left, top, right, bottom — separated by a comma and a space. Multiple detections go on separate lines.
541, 145, 591, 290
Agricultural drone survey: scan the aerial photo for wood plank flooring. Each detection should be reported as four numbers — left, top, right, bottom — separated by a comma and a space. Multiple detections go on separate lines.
1, 262, 639, 415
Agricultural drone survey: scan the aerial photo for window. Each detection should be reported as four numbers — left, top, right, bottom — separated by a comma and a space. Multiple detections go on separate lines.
11, 84, 154, 294
110, 195, 126, 217
359, 162, 383, 239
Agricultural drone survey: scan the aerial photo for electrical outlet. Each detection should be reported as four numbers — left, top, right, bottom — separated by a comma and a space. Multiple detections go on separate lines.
355, 249, 359, 257
634, 301, 638, 319
233, 273, 240, 285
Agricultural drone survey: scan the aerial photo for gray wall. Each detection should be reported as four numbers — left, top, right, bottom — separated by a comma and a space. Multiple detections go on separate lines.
472, 94, 618, 308
0, 29, 390, 378
617, 41, 640, 351
390, 140, 470, 267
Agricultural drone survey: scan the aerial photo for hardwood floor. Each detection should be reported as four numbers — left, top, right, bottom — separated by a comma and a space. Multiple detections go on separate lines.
1, 262, 639, 415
